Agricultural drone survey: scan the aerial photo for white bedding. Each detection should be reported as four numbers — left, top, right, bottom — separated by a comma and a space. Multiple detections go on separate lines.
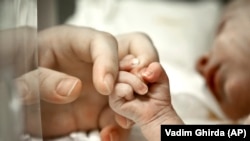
31, 0, 237, 141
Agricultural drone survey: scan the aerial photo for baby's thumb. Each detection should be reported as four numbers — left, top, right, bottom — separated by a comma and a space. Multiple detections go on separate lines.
15, 67, 82, 105
141, 62, 169, 84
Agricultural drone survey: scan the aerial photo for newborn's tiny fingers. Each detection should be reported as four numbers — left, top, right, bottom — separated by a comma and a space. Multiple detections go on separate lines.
141, 62, 163, 83
115, 83, 134, 101
118, 71, 148, 95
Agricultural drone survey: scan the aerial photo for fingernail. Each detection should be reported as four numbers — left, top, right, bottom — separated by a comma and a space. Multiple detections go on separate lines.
139, 84, 148, 94
56, 78, 79, 96
131, 58, 140, 66
104, 73, 114, 95
142, 70, 153, 77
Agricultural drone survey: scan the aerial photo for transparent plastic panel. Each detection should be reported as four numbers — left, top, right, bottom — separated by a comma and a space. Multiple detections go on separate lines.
0, 0, 42, 141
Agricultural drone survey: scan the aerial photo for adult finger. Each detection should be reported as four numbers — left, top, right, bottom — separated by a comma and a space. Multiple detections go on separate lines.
119, 55, 137, 71
117, 32, 159, 73
39, 25, 119, 95
15, 67, 82, 105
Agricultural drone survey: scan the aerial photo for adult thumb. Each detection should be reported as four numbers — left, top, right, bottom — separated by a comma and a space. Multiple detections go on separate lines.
15, 67, 82, 105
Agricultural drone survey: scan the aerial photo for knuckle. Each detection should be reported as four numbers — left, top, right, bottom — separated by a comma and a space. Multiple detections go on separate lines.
93, 31, 118, 50
131, 32, 151, 40
122, 83, 133, 92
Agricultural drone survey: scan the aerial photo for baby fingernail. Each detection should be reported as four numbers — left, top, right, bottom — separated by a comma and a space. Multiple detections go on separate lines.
142, 70, 153, 77
56, 78, 79, 96
139, 84, 148, 94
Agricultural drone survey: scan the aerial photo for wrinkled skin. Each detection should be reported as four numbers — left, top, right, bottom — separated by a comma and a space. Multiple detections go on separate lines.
109, 62, 183, 141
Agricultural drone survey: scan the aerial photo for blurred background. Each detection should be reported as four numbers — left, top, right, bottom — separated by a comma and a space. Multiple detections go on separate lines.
38, 0, 231, 30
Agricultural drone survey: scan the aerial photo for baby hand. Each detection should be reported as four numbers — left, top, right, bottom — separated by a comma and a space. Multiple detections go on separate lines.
110, 62, 172, 126
109, 62, 183, 141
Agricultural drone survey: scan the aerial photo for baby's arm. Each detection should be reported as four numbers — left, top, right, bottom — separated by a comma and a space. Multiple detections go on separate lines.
109, 62, 183, 141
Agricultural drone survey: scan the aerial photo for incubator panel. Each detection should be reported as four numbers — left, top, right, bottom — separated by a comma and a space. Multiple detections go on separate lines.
0, 0, 41, 140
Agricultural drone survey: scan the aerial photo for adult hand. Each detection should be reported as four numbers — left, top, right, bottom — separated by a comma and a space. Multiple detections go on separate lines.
19, 25, 159, 141
30, 25, 120, 139
2, 26, 122, 140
